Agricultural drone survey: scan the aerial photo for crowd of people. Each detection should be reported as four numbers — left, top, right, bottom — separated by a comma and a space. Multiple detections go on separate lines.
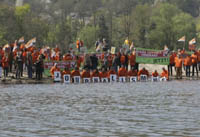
0, 37, 200, 82
168, 48, 200, 79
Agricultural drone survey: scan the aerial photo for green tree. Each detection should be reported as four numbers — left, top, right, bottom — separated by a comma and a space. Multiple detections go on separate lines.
98, 15, 109, 41
130, 4, 151, 48
148, 3, 181, 49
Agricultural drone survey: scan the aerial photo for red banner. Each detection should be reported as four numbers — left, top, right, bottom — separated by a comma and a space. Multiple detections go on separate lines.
44, 61, 76, 69
136, 50, 168, 58
189, 44, 196, 51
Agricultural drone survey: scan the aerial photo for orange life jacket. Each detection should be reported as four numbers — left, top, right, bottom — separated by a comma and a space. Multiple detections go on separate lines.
152, 72, 159, 77
81, 70, 91, 78
118, 67, 127, 77
127, 70, 137, 77
175, 57, 182, 68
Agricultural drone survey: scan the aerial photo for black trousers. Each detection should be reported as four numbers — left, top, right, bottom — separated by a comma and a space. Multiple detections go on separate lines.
185, 65, 190, 77
192, 64, 198, 77
168, 63, 175, 76
3, 67, 9, 77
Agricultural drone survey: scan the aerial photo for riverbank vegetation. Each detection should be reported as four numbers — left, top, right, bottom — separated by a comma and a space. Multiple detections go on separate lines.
0, 0, 200, 51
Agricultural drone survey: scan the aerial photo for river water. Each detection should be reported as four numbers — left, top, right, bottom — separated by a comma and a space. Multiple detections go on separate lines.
0, 81, 200, 137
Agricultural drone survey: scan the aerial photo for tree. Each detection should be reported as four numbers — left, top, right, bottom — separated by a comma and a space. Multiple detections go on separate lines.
98, 15, 109, 41
130, 4, 151, 48
148, 3, 196, 50
148, 3, 181, 49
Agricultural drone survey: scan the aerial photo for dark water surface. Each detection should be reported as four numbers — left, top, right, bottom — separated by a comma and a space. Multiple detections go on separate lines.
0, 81, 200, 137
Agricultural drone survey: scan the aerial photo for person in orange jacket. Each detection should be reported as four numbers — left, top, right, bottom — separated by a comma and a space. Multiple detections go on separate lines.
152, 70, 159, 77
127, 68, 137, 77
91, 69, 100, 78
184, 55, 192, 77
191, 51, 198, 77
175, 54, 183, 79
62, 67, 71, 78
108, 67, 117, 78
168, 51, 176, 76
129, 51, 136, 70
71, 67, 81, 83
76, 38, 83, 52
50, 63, 61, 78
2, 55, 9, 77
118, 65, 127, 77
81, 68, 90, 79
75, 55, 82, 69
54, 45, 60, 53
99, 67, 108, 80
161, 68, 169, 80
71, 67, 80, 76
120, 53, 126, 67
138, 67, 149, 80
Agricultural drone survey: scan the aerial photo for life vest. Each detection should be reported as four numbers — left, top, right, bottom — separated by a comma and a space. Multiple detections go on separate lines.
175, 57, 182, 68
128, 70, 137, 77
118, 67, 127, 77
81, 70, 90, 78
120, 55, 125, 64
152, 72, 159, 77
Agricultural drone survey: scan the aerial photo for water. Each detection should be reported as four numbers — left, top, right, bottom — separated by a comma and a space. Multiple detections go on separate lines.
0, 81, 200, 137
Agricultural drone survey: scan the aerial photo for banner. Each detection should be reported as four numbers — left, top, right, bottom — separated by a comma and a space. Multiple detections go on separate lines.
136, 48, 169, 65
189, 44, 196, 51
111, 47, 116, 54
44, 61, 76, 76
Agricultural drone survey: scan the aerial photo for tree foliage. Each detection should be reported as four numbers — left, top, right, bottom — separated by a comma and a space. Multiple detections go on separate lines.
0, 0, 199, 51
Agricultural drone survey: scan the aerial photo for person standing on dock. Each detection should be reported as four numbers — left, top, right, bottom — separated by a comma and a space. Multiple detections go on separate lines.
191, 51, 198, 77
175, 54, 183, 79
2, 54, 9, 78
15, 52, 23, 79
26, 52, 33, 79
168, 51, 176, 76
183, 55, 192, 77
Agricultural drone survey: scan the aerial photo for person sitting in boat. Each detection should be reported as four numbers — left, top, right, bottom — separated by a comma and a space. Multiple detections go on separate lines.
138, 67, 149, 80
50, 63, 60, 78
152, 70, 159, 82
152, 70, 159, 77
91, 69, 100, 82
108, 67, 117, 77
99, 67, 108, 82
118, 65, 127, 77
161, 67, 169, 80
81, 68, 91, 83
127, 68, 138, 77
108, 67, 117, 82
71, 67, 81, 83
62, 66, 71, 79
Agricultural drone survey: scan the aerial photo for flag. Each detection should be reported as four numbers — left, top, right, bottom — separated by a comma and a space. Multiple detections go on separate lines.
3, 44, 10, 51
18, 37, 24, 43
25, 37, 36, 49
189, 38, 196, 45
51, 49, 56, 58
178, 36, 185, 42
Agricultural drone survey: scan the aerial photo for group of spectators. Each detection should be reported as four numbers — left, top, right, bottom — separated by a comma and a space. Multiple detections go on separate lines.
168, 48, 200, 79
1, 37, 200, 82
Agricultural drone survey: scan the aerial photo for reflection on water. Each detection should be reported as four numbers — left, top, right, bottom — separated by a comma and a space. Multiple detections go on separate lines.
0, 81, 200, 137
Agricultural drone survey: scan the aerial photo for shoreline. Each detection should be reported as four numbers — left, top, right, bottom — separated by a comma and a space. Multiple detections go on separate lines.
0, 64, 199, 85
